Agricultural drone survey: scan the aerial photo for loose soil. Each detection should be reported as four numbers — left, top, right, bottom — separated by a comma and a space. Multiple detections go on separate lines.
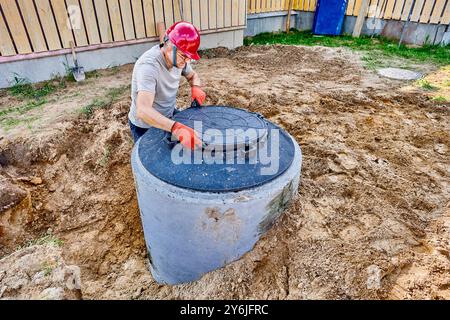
0, 45, 449, 300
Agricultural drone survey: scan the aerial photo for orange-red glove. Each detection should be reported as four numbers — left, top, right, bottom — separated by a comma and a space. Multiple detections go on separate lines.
191, 86, 206, 105
171, 122, 203, 150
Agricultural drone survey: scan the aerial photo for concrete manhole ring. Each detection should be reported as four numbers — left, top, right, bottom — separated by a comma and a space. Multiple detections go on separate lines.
377, 67, 422, 80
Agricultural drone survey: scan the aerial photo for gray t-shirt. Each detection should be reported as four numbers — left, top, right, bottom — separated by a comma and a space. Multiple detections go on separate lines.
128, 45, 193, 128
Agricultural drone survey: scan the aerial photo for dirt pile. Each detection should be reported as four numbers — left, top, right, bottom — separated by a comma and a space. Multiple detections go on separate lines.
0, 45, 449, 299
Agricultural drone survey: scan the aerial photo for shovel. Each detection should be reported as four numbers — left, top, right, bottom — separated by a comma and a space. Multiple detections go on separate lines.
69, 41, 85, 82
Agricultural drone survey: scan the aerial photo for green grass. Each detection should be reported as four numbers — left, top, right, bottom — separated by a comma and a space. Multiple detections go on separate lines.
8, 75, 67, 100
80, 85, 129, 117
244, 30, 450, 67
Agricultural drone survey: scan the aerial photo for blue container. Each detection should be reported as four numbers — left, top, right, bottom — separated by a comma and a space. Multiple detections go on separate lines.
312, 0, 348, 36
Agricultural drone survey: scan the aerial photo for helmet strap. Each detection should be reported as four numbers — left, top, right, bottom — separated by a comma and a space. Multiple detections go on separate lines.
172, 45, 177, 68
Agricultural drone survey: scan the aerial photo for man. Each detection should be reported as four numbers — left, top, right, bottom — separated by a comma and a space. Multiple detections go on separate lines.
128, 21, 206, 150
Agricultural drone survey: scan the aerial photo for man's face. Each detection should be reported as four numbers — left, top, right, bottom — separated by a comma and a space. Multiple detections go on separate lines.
165, 43, 191, 69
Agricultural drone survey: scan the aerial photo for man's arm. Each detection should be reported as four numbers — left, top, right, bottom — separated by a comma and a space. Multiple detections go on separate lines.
185, 71, 201, 87
136, 91, 175, 132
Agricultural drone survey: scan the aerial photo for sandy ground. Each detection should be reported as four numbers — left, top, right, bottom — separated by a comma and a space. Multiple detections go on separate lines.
0, 45, 449, 300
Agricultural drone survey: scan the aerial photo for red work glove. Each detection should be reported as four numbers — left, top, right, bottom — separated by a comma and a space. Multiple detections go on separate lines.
191, 86, 206, 105
171, 122, 203, 151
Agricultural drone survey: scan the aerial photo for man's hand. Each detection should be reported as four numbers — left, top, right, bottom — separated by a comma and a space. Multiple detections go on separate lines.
191, 86, 206, 105
171, 122, 203, 150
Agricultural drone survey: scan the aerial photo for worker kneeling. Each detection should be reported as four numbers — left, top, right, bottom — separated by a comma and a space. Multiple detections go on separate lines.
128, 21, 206, 150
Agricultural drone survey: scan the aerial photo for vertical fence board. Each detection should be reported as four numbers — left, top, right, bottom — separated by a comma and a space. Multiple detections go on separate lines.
0, 0, 32, 53
17, 0, 47, 52
191, 0, 200, 29
200, 0, 208, 29
367, 0, 378, 17
35, 0, 61, 50
143, 0, 156, 36
209, 0, 217, 28
419, 0, 435, 23
346, 0, 355, 15
400, 0, 414, 20
0, 7, 15, 55
392, 0, 405, 19
66, 0, 88, 46
93, 0, 113, 42
181, 0, 192, 22
224, 0, 231, 27
131, 0, 146, 38
163, 0, 174, 27
119, 0, 135, 40
383, 0, 396, 19
410, 0, 425, 21
79, 0, 101, 44
429, 0, 446, 23
50, 0, 76, 48
440, 1, 450, 24
232, 0, 239, 25
353, 0, 362, 15
217, 0, 224, 27
309, 0, 316, 11
173, 0, 182, 22
153, 0, 164, 27
239, 0, 246, 25
107, 0, 125, 41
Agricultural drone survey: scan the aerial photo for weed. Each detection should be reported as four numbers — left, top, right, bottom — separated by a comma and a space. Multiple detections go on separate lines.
432, 96, 447, 103
417, 79, 438, 91
80, 85, 129, 117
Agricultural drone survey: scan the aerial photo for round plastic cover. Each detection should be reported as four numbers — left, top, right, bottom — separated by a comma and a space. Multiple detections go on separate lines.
138, 106, 296, 192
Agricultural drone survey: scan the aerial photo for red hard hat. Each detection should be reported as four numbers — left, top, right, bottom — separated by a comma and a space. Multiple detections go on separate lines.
166, 21, 201, 60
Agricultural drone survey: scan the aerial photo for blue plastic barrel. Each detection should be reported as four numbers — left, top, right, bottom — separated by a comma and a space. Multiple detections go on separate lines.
312, 0, 348, 36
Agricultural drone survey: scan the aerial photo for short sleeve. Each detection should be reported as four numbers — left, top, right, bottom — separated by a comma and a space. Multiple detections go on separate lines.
182, 62, 193, 77
136, 63, 158, 93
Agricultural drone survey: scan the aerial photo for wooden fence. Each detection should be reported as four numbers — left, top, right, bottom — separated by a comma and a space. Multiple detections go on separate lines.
0, 0, 247, 57
248, 0, 449, 25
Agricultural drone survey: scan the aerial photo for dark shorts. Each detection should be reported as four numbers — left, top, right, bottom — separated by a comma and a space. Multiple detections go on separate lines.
129, 108, 180, 143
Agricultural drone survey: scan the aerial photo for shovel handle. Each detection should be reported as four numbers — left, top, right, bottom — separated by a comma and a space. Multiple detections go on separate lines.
70, 41, 78, 67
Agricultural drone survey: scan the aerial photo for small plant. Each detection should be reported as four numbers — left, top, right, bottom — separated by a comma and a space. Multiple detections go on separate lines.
41, 262, 55, 277
432, 96, 447, 103
417, 79, 437, 91
96, 146, 111, 167
16, 232, 64, 251
80, 85, 129, 118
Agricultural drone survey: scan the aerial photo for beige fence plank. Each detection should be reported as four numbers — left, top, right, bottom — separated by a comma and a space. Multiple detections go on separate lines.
224, 0, 232, 26
153, 0, 164, 27
200, 0, 209, 29
309, 0, 316, 11
131, 0, 146, 38
239, 0, 246, 25
182, 0, 192, 22
191, 0, 201, 29
392, 0, 405, 19
93, 0, 113, 42
35, 0, 61, 50
173, 0, 182, 22
209, 0, 217, 28
400, 0, 414, 20
50, 0, 75, 48
79, 0, 101, 44
419, 0, 434, 23
66, 0, 88, 46
107, 0, 125, 41
17, 0, 47, 52
249, 0, 255, 13
217, 0, 224, 27
346, 0, 355, 15
410, 0, 425, 22
429, 0, 446, 23
367, 0, 378, 18
163, 0, 174, 27
119, 0, 135, 40
353, 0, 362, 15
143, 0, 156, 36
383, 0, 396, 19
232, 0, 239, 25
440, 1, 450, 24
0, 8, 15, 56
0, 0, 32, 54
